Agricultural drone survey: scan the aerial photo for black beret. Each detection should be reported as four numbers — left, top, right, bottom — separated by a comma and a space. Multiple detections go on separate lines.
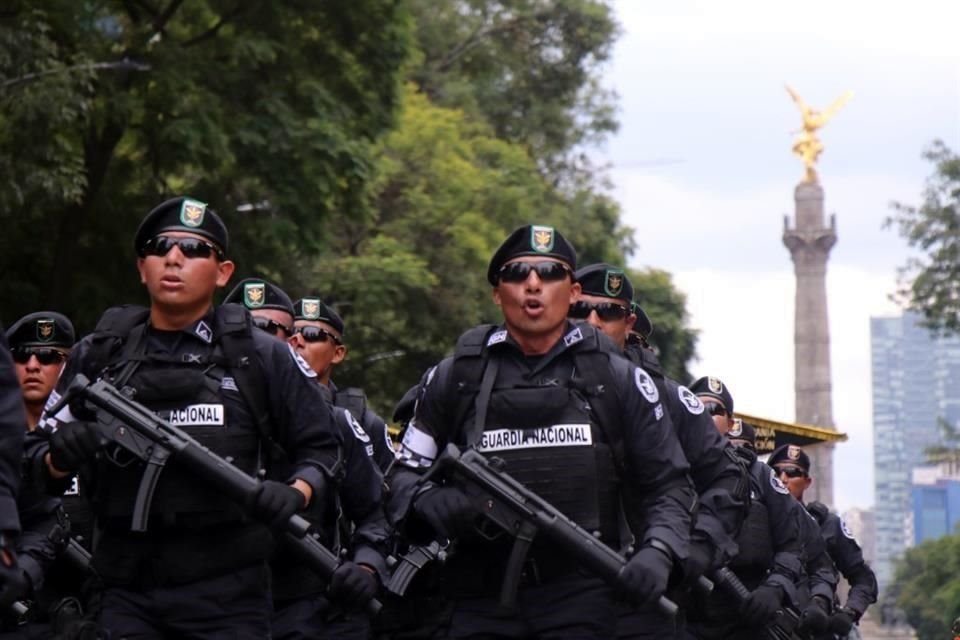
689, 376, 734, 414
134, 196, 228, 255
487, 224, 577, 286
631, 302, 654, 339
223, 278, 294, 316
6, 311, 75, 349
293, 297, 344, 335
768, 444, 811, 473
727, 418, 756, 445
575, 263, 634, 303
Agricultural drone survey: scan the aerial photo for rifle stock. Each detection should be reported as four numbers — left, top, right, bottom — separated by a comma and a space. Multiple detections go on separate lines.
711, 566, 803, 640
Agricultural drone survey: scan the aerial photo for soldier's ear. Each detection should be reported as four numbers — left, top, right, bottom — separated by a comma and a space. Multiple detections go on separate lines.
136, 258, 147, 284
569, 281, 582, 303
215, 259, 235, 287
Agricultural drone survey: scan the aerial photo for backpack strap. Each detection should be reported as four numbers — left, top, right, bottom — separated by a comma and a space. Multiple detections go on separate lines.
569, 332, 626, 476
214, 304, 284, 462
86, 305, 151, 379
450, 324, 498, 443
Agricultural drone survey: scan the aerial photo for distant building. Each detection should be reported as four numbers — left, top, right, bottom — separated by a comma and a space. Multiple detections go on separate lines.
870, 312, 960, 589
842, 507, 876, 567
910, 465, 960, 545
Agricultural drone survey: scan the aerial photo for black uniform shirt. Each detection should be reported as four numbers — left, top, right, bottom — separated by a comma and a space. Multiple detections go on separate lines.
624, 345, 748, 567
393, 322, 694, 561
811, 505, 878, 616
0, 329, 24, 534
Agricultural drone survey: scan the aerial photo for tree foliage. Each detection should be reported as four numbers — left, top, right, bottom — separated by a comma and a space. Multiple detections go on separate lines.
0, 1, 411, 329
629, 268, 698, 383
0, 1, 700, 417
890, 533, 960, 640
887, 140, 960, 333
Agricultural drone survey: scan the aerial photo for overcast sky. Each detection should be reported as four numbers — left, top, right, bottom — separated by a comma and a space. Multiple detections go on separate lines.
601, 0, 960, 512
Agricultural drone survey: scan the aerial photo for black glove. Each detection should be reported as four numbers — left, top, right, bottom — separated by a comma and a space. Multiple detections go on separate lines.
49, 421, 102, 473
800, 595, 831, 634
741, 583, 782, 626
683, 541, 713, 584
0, 535, 26, 608
248, 481, 303, 529
328, 561, 379, 610
618, 544, 673, 607
413, 486, 476, 539
828, 607, 856, 635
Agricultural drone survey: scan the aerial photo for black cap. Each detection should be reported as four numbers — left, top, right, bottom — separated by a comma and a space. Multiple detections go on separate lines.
487, 224, 577, 285
689, 376, 734, 414
223, 278, 294, 316
768, 444, 811, 473
134, 197, 229, 255
631, 302, 654, 339
6, 311, 75, 349
575, 263, 634, 304
293, 297, 344, 335
727, 418, 756, 446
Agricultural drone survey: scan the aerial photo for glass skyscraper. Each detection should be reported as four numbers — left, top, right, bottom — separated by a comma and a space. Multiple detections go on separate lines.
871, 312, 960, 589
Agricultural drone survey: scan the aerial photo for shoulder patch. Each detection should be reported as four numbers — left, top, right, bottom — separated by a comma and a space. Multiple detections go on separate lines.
634, 367, 659, 403
195, 320, 213, 344
563, 326, 584, 347
678, 386, 704, 415
840, 518, 856, 540
287, 344, 317, 378
343, 409, 371, 443
770, 469, 790, 495
487, 330, 508, 346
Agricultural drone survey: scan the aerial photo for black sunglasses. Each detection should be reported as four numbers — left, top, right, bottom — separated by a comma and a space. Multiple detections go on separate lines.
252, 316, 293, 338
701, 401, 728, 417
498, 261, 572, 284
140, 235, 224, 261
11, 347, 68, 366
568, 300, 630, 322
776, 466, 807, 479
293, 325, 343, 345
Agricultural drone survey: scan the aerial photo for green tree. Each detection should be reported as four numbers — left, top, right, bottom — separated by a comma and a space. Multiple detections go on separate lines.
407, 0, 619, 180
0, 1, 410, 330
629, 268, 698, 383
886, 140, 960, 333
891, 533, 960, 640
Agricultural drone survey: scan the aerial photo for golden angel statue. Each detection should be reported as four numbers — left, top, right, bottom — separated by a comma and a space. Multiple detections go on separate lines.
786, 85, 853, 183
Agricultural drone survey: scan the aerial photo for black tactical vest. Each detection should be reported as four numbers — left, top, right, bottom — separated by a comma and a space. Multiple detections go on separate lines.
87, 305, 263, 531
728, 457, 774, 574
451, 324, 623, 542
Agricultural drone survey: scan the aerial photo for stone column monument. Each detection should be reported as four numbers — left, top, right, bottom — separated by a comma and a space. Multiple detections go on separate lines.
781, 86, 851, 506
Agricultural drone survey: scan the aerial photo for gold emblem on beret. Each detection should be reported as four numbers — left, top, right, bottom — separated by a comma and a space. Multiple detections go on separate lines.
244, 282, 265, 309
708, 376, 723, 394
729, 419, 743, 437
36, 319, 55, 341
787, 445, 802, 460
180, 199, 207, 228
530, 225, 555, 253
302, 298, 321, 320
605, 270, 624, 297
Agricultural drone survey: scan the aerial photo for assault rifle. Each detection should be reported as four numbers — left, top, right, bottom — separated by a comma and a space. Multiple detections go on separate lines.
711, 566, 804, 640
424, 444, 679, 616
48, 374, 382, 616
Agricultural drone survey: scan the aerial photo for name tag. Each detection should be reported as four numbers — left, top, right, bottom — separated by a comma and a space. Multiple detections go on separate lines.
167, 403, 225, 427
479, 424, 593, 453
